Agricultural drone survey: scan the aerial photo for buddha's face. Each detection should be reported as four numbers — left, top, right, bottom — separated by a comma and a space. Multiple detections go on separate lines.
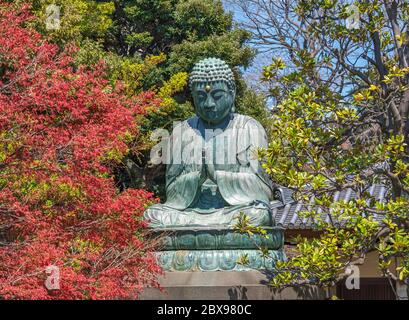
192, 81, 235, 124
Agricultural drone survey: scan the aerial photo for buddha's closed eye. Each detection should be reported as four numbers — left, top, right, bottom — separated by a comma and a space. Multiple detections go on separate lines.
213, 93, 224, 100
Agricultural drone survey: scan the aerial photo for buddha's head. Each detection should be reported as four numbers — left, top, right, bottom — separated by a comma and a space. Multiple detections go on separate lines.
189, 58, 236, 124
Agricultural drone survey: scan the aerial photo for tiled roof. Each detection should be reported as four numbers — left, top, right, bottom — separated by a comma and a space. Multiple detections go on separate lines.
270, 184, 388, 229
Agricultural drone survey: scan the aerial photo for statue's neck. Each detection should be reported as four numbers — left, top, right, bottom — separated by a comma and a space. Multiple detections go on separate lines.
198, 113, 233, 131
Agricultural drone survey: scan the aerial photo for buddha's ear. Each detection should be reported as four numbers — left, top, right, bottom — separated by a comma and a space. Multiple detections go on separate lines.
230, 83, 236, 99
230, 83, 236, 112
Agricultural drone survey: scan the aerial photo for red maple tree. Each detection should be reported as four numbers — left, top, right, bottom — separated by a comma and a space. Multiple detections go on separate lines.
0, 2, 162, 299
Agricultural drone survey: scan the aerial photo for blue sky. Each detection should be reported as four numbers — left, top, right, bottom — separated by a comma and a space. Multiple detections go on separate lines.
222, 1, 276, 102
222, 1, 270, 76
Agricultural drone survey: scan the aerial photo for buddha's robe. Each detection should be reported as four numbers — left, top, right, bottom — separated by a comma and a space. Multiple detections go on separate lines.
144, 113, 276, 228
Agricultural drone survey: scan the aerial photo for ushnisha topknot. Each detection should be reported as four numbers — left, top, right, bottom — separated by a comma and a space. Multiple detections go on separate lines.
189, 57, 235, 91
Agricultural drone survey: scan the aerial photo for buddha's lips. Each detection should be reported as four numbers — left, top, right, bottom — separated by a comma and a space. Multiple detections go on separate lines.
205, 111, 216, 117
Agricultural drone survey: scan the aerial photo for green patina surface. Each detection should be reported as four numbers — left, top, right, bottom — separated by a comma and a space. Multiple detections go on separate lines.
154, 227, 284, 251
143, 58, 285, 271
156, 249, 286, 272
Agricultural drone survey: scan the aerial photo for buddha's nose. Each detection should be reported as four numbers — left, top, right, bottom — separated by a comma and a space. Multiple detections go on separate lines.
204, 98, 216, 110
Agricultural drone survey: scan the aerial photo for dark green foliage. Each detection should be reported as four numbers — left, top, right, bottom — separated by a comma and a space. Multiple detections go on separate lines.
27, 0, 271, 199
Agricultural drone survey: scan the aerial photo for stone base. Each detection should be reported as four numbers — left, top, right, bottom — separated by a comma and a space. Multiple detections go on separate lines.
139, 271, 333, 300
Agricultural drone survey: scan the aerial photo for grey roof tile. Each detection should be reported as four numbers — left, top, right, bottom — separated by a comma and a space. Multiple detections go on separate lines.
271, 184, 388, 229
